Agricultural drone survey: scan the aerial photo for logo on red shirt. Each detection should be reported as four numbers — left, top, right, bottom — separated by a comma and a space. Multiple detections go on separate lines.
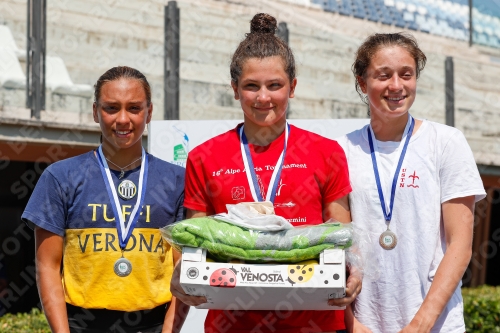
277, 179, 286, 196
232, 186, 245, 200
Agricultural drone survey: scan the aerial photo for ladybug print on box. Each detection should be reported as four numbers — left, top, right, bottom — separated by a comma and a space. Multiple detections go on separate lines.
287, 260, 316, 286
209, 268, 237, 288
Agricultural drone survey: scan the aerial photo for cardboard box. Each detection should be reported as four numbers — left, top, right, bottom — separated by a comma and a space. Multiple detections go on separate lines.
180, 247, 346, 310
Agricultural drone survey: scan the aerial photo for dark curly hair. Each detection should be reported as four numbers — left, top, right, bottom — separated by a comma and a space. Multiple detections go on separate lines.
230, 13, 296, 84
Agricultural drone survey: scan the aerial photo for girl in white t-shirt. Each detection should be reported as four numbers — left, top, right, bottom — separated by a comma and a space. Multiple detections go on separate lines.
337, 33, 485, 333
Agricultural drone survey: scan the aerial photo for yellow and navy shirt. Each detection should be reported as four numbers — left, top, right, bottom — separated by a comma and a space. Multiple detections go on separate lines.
22, 151, 184, 312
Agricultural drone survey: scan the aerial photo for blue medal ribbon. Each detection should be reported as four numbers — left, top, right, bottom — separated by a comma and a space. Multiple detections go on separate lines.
239, 123, 290, 203
96, 146, 148, 249
367, 116, 414, 222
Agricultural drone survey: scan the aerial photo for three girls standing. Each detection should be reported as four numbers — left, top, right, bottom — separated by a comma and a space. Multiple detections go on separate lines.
23, 11, 484, 333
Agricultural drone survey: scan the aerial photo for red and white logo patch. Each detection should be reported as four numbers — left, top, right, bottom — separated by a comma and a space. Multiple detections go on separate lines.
231, 186, 245, 200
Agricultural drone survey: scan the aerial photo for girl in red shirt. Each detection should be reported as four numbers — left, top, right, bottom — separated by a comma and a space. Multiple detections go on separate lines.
171, 13, 360, 333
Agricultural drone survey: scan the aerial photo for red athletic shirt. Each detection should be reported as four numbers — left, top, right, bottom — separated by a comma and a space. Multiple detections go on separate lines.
184, 124, 352, 333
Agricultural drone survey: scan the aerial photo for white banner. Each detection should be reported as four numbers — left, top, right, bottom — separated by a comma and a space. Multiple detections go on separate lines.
148, 119, 369, 167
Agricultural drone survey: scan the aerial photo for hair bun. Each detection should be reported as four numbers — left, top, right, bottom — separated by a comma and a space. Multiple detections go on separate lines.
250, 13, 277, 34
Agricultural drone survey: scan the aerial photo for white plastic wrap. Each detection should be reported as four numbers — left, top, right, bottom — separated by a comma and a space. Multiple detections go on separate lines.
345, 222, 380, 280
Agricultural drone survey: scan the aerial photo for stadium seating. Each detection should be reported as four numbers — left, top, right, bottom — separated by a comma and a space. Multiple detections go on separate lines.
0, 48, 25, 89
310, 0, 500, 49
46, 56, 92, 97
0, 24, 92, 96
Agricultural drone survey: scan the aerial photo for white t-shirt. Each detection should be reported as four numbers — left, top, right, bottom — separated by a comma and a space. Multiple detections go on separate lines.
337, 119, 486, 333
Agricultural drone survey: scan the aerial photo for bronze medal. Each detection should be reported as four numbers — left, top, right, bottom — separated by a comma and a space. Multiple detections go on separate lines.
379, 229, 397, 250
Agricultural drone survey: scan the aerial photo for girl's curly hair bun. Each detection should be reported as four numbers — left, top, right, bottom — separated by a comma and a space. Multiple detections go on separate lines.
250, 13, 277, 34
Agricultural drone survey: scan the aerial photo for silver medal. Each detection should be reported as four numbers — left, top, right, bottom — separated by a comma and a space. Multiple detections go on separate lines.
379, 228, 397, 250
114, 257, 132, 277
117, 180, 137, 200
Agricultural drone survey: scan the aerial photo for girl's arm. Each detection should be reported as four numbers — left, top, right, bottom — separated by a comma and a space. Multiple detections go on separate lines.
399, 195, 475, 333
162, 250, 190, 333
35, 227, 70, 333
345, 304, 373, 333
323, 195, 363, 308
323, 194, 351, 223
169, 209, 209, 306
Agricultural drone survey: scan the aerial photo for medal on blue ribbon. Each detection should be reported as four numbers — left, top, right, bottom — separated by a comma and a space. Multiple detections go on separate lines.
239, 123, 290, 203
367, 116, 414, 250
96, 146, 149, 276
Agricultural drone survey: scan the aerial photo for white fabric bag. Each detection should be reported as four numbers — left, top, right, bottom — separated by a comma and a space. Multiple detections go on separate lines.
214, 201, 293, 231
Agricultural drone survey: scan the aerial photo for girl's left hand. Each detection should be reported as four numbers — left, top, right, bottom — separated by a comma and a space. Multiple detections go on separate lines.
397, 319, 431, 333
327, 273, 362, 307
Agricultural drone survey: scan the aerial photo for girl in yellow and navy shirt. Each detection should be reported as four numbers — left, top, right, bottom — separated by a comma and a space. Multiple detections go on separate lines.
23, 66, 188, 333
